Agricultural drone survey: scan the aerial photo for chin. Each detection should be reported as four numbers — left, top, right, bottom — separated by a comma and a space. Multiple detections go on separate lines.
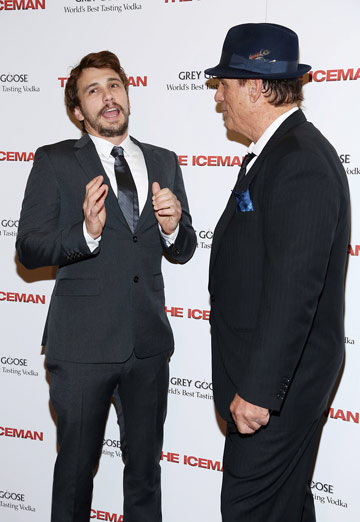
99, 123, 128, 138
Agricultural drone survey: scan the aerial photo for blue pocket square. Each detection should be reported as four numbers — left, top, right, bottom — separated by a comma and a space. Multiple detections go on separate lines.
232, 188, 254, 212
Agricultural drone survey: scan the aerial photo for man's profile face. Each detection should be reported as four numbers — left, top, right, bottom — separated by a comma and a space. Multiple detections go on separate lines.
74, 67, 130, 139
214, 78, 252, 139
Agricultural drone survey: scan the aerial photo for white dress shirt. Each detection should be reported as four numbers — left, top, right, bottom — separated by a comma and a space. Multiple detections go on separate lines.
83, 133, 178, 250
245, 107, 299, 174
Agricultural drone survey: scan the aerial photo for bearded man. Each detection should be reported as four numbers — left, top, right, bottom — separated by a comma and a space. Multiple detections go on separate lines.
17, 51, 196, 522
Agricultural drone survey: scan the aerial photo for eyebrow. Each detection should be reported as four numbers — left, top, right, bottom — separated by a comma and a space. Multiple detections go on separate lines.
83, 77, 122, 93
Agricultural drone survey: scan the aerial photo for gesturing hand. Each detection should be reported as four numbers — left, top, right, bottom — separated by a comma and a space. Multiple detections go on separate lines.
230, 393, 270, 435
83, 176, 109, 239
152, 182, 182, 235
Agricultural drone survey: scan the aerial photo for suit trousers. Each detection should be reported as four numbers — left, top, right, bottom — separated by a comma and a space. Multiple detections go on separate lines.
221, 415, 323, 522
46, 351, 169, 522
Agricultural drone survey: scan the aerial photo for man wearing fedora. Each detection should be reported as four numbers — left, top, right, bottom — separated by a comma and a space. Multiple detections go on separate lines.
206, 23, 349, 521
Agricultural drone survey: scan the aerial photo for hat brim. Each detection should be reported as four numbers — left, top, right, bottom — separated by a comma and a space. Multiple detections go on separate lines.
204, 63, 311, 80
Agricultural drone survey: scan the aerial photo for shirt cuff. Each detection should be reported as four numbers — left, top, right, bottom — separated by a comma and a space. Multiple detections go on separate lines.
159, 224, 179, 246
83, 221, 101, 252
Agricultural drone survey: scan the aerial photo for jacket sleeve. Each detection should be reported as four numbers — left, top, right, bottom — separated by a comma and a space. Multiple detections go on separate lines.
16, 147, 99, 269
161, 152, 197, 264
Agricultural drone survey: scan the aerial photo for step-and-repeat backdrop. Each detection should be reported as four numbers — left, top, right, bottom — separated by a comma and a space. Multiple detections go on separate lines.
1, 1, 359, 520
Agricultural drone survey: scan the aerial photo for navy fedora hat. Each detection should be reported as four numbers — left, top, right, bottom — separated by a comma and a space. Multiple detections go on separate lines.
205, 23, 311, 79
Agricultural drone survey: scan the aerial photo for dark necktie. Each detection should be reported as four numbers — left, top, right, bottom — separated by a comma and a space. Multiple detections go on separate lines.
234, 152, 256, 191
111, 146, 139, 232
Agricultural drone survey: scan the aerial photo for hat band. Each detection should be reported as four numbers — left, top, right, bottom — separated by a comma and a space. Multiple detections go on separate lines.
227, 53, 298, 74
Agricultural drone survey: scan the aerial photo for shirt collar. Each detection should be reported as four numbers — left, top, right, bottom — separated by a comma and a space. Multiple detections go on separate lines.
249, 106, 299, 157
88, 133, 135, 159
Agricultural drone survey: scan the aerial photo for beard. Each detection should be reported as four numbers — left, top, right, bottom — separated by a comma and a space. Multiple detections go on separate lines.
82, 102, 130, 138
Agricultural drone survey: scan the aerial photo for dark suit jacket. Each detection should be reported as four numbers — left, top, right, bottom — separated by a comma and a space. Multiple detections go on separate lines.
209, 110, 350, 424
16, 133, 196, 363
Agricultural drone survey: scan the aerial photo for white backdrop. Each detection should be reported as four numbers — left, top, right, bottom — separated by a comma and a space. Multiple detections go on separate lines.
1, 0, 360, 520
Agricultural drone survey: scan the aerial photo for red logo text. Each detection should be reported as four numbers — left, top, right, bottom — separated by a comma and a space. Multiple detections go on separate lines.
0, 0, 45, 10
178, 155, 243, 167
90, 510, 123, 522
165, 306, 209, 320
328, 408, 359, 424
58, 76, 147, 88
161, 451, 222, 471
309, 68, 360, 82
0, 151, 34, 162
0, 426, 43, 441
0, 291, 46, 304
348, 245, 360, 256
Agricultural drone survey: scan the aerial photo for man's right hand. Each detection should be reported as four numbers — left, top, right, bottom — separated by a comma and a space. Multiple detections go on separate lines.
230, 393, 270, 435
83, 176, 108, 239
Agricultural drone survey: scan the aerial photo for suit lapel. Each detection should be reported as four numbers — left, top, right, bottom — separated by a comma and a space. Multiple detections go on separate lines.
236, 109, 307, 193
209, 190, 237, 274
210, 110, 307, 274
73, 133, 128, 228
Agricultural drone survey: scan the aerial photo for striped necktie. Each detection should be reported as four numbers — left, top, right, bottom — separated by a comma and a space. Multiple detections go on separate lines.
111, 146, 139, 232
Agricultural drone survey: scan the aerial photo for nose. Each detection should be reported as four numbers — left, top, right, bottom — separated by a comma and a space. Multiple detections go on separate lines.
214, 82, 224, 102
103, 87, 114, 103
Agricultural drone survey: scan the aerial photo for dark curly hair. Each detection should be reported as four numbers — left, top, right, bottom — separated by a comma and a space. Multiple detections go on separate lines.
65, 51, 129, 114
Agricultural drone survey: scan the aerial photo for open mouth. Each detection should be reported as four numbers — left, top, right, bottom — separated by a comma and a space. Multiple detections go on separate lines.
101, 106, 121, 121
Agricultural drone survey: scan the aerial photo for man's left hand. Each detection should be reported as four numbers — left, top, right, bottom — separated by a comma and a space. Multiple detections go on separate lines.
230, 393, 270, 435
152, 182, 182, 235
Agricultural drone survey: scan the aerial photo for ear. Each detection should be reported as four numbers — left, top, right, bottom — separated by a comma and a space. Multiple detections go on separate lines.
73, 106, 84, 122
248, 79, 263, 103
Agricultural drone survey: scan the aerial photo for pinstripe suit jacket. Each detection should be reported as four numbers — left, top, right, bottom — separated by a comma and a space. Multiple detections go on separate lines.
16, 133, 196, 363
209, 110, 350, 423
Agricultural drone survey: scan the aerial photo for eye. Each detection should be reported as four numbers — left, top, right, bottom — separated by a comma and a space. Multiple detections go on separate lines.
110, 83, 120, 88
88, 88, 97, 95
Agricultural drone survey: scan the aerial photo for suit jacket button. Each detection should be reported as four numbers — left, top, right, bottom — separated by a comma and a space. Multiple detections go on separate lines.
133, 235, 138, 243
211, 295, 215, 303
133, 276, 139, 283
174, 247, 180, 255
